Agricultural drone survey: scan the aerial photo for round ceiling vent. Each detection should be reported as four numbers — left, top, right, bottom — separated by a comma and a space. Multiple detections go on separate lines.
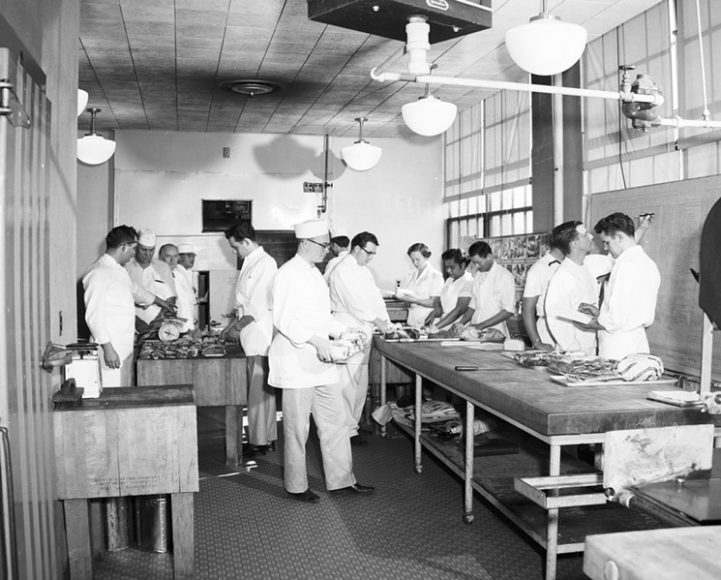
219, 79, 281, 96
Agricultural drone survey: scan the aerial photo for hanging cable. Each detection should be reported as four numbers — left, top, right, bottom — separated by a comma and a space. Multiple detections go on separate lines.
694, 0, 710, 121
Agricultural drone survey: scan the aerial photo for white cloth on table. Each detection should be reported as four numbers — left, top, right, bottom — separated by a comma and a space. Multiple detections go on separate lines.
545, 259, 598, 355
400, 264, 443, 328
598, 245, 660, 360
468, 262, 516, 337
82, 254, 154, 387
125, 257, 176, 324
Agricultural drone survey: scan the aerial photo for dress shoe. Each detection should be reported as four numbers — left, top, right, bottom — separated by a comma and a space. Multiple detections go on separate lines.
330, 483, 375, 495
287, 489, 320, 503
243, 443, 274, 457
350, 435, 368, 446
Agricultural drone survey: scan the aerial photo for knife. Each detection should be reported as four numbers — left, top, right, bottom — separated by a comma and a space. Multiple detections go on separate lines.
454, 365, 515, 371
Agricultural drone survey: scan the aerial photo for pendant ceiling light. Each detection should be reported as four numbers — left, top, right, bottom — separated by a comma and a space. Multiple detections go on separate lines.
504, 1, 587, 77
77, 107, 116, 166
341, 117, 382, 172
77, 89, 88, 117
402, 84, 457, 137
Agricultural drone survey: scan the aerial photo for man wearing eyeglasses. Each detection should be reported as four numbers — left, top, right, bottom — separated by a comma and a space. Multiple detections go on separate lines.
83, 226, 174, 387
328, 231, 390, 446
269, 219, 375, 503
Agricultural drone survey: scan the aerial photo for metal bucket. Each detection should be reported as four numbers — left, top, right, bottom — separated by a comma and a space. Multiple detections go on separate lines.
134, 494, 172, 553
104, 497, 132, 551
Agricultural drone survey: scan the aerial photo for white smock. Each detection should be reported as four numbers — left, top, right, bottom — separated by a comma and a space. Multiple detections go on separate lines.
545, 259, 598, 355
468, 262, 516, 337
174, 264, 196, 333
400, 264, 443, 328
323, 249, 349, 283
269, 255, 346, 389
82, 254, 154, 387
437, 271, 473, 325
598, 245, 660, 360
522, 253, 561, 343
234, 246, 277, 356
125, 257, 176, 324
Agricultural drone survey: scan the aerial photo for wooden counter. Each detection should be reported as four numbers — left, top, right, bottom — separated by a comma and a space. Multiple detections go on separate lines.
136, 344, 247, 467
54, 385, 198, 579
584, 526, 721, 580
373, 338, 721, 580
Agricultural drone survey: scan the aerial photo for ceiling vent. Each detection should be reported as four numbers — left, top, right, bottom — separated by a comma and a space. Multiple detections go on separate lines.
219, 79, 281, 96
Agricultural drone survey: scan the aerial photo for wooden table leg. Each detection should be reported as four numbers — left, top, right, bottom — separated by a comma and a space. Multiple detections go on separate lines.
171, 492, 194, 580
225, 405, 242, 468
64, 499, 92, 580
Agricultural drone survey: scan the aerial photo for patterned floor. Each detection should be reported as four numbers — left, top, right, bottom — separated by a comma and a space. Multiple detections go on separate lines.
92, 408, 586, 579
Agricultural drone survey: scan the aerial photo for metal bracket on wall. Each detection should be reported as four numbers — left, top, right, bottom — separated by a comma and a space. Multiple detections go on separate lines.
0, 79, 31, 128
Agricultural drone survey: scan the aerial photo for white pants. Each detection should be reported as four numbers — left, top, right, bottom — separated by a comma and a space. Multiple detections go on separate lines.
246, 356, 277, 446
281, 384, 356, 493
338, 358, 370, 437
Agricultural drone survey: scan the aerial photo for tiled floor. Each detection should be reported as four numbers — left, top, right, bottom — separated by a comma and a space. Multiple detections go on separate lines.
92, 407, 586, 579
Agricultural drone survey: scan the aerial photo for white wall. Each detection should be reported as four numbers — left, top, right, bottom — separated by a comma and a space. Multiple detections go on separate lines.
113, 130, 444, 288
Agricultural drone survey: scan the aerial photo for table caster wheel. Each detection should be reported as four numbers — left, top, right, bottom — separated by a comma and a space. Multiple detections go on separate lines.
415, 465, 423, 474
463, 513, 474, 524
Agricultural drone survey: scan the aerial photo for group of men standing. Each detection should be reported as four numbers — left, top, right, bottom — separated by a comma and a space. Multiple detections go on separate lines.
523, 212, 660, 360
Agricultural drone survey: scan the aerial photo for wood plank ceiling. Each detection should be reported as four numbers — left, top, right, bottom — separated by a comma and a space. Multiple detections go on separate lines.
78, 0, 662, 138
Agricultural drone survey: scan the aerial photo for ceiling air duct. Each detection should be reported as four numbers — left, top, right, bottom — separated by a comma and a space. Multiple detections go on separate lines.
307, 0, 492, 44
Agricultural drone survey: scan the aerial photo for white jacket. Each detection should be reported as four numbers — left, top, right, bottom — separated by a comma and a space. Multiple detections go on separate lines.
400, 264, 444, 328
269, 255, 345, 388
125, 257, 176, 324
174, 264, 196, 333
234, 247, 277, 356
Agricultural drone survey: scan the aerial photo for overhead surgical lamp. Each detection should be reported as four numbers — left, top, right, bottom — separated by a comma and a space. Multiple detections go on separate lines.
77, 107, 116, 166
341, 117, 382, 172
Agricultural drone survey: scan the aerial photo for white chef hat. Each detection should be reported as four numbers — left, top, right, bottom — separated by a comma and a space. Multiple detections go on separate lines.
177, 243, 196, 255
584, 253, 613, 279
294, 219, 329, 239
138, 229, 156, 247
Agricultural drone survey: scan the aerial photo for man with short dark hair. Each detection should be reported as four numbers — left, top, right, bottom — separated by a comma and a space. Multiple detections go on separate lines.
581, 212, 660, 359
545, 221, 598, 355
328, 231, 390, 445
323, 235, 350, 282
83, 226, 173, 386
457, 241, 515, 338
522, 232, 564, 350
221, 223, 278, 455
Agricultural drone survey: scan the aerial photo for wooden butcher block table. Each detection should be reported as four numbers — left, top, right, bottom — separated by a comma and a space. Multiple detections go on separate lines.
373, 338, 721, 580
136, 344, 248, 467
54, 385, 198, 580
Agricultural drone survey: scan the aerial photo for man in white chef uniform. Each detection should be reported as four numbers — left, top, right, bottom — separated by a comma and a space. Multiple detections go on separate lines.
159, 243, 196, 333
221, 223, 277, 455
125, 229, 177, 329
328, 231, 390, 446
269, 219, 374, 503
522, 232, 563, 350
581, 212, 660, 359
456, 241, 516, 338
544, 221, 599, 355
83, 226, 174, 387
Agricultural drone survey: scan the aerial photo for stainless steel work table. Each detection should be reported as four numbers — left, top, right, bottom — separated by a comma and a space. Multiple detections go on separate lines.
374, 337, 721, 580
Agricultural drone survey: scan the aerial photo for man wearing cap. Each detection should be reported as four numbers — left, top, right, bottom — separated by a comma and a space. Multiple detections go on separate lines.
323, 235, 350, 282
221, 223, 277, 456
328, 231, 390, 446
269, 219, 374, 503
125, 229, 177, 329
83, 226, 175, 387
159, 243, 196, 333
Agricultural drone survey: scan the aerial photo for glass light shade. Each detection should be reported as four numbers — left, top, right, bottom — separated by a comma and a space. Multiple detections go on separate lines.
505, 17, 587, 76
77, 134, 116, 165
402, 95, 457, 137
77, 90, 89, 117
341, 141, 382, 172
